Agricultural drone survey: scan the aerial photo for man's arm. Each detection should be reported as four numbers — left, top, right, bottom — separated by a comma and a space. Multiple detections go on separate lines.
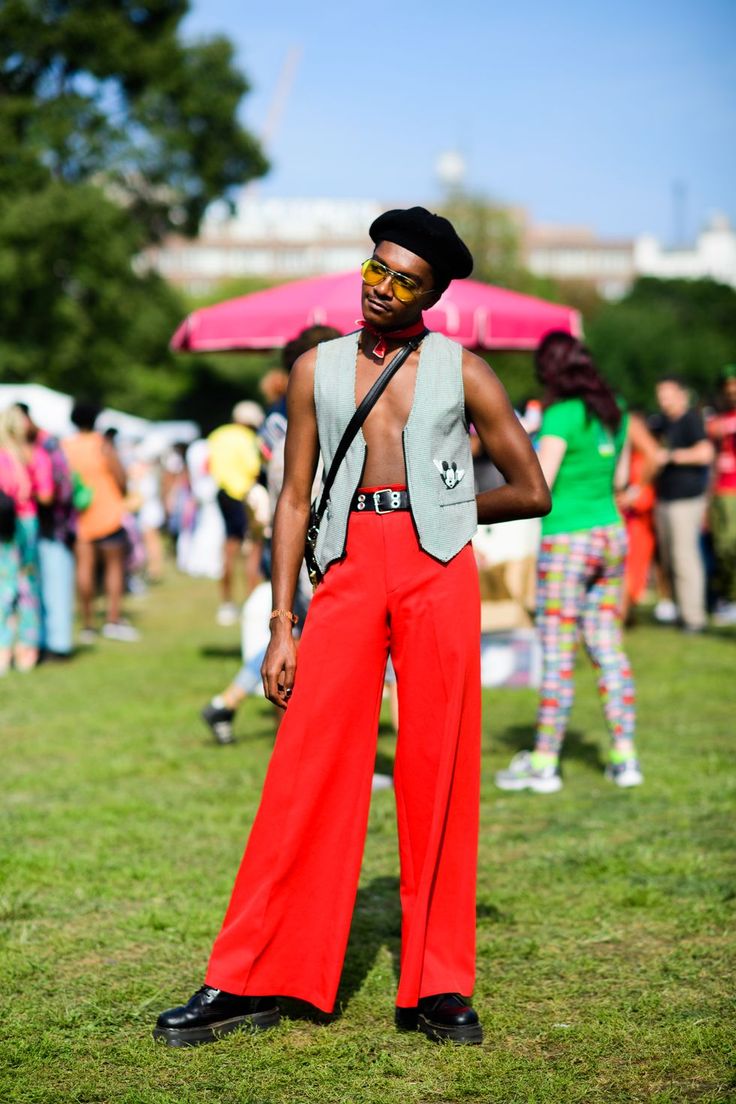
655, 410, 715, 470
101, 437, 127, 493
261, 349, 320, 709
462, 351, 551, 524
658, 439, 715, 467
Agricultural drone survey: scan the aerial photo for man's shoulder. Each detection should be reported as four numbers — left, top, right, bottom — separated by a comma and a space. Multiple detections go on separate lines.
298, 331, 356, 374
682, 406, 704, 426
680, 407, 706, 437
427, 330, 463, 354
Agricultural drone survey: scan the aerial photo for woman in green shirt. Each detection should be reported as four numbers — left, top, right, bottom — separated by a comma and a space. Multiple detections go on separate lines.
496, 331, 642, 793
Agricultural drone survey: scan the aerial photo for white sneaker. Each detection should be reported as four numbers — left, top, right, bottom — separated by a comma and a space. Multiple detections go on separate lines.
79, 627, 98, 645
216, 603, 239, 627
371, 773, 393, 792
495, 751, 562, 794
653, 599, 678, 624
102, 621, 141, 643
605, 759, 644, 788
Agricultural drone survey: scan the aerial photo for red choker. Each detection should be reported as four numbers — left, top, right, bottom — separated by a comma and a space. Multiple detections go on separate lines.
357, 318, 427, 360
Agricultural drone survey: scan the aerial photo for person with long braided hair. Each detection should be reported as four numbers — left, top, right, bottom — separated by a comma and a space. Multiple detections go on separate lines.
496, 331, 643, 793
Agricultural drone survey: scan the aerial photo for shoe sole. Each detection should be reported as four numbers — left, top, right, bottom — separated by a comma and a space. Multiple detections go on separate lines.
605, 773, 644, 788
201, 713, 234, 745
152, 1008, 280, 1047
495, 777, 562, 794
417, 1013, 483, 1046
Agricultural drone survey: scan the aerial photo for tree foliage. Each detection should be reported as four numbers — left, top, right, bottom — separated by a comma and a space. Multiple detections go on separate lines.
0, 1, 267, 417
438, 193, 560, 301
439, 194, 522, 287
0, 0, 268, 239
0, 182, 189, 413
586, 277, 736, 410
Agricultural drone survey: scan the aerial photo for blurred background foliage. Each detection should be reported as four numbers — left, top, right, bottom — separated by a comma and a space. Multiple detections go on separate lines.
0, 2, 734, 424
0, 0, 268, 420
585, 277, 736, 411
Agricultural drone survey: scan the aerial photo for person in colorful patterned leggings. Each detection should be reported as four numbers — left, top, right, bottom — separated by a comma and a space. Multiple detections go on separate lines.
496, 331, 643, 794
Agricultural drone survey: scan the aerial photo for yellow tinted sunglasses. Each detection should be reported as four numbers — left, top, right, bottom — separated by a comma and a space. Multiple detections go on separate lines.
361, 258, 431, 303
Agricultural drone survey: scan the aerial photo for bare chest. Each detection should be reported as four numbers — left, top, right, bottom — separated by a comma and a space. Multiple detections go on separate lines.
355, 350, 419, 441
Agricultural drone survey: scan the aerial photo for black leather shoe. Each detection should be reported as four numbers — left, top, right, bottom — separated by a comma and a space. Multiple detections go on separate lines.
396, 993, 482, 1045
153, 986, 280, 1047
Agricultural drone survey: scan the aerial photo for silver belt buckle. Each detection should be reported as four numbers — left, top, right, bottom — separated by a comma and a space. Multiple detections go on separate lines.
373, 488, 401, 513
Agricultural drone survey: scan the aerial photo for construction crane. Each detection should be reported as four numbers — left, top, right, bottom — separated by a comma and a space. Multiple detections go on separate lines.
245, 45, 302, 196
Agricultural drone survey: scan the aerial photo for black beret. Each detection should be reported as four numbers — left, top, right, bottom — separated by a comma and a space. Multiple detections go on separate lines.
369, 206, 473, 284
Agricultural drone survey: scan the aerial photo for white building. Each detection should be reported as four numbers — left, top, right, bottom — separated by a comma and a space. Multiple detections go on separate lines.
634, 213, 736, 289
147, 196, 384, 295
524, 224, 635, 299
147, 194, 736, 300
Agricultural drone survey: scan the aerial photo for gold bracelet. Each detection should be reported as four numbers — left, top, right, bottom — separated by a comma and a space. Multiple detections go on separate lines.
270, 609, 299, 626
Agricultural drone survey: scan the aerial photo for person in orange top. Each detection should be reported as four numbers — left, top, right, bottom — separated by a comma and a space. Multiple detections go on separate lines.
615, 412, 660, 622
62, 402, 138, 642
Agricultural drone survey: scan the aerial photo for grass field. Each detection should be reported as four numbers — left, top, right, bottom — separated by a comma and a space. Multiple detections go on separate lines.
2, 568, 734, 1103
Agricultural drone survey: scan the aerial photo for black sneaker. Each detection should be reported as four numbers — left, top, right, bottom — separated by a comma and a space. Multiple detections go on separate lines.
396, 993, 483, 1045
153, 986, 280, 1047
201, 701, 236, 745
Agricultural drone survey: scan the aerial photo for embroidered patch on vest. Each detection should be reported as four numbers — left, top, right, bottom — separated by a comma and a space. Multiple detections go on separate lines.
434, 458, 465, 489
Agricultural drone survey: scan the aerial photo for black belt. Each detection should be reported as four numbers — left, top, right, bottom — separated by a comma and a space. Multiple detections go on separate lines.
351, 488, 409, 514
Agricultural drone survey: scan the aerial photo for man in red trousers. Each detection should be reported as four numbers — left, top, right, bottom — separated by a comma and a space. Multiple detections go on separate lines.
155, 207, 550, 1047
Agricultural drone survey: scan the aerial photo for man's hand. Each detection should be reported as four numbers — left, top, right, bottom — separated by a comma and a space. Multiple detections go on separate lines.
261, 623, 298, 709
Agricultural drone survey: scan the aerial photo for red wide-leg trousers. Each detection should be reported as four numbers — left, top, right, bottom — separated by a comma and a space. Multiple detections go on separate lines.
205, 509, 481, 1013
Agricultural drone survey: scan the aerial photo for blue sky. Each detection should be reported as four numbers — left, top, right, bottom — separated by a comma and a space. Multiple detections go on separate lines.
184, 0, 735, 242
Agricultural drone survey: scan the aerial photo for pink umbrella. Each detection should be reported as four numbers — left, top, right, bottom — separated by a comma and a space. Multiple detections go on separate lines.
171, 271, 581, 352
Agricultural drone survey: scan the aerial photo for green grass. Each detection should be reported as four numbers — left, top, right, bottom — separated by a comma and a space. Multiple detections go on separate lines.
2, 570, 734, 1103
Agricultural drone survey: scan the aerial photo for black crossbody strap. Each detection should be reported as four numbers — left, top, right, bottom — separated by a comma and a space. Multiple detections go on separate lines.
313, 329, 427, 524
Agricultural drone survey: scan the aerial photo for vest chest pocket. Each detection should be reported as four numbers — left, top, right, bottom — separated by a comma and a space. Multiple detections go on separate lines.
439, 497, 476, 507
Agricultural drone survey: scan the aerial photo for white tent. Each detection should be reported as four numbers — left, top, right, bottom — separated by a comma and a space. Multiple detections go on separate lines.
0, 383, 198, 446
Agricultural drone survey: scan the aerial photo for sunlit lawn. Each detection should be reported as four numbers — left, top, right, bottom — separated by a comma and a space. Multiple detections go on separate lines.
2, 567, 734, 1103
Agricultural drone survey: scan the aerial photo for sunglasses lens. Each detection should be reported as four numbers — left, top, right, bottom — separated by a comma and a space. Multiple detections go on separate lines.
361, 260, 385, 286
392, 279, 416, 303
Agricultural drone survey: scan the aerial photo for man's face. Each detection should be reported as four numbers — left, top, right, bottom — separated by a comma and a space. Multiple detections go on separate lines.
656, 381, 689, 420
361, 241, 440, 330
721, 377, 736, 409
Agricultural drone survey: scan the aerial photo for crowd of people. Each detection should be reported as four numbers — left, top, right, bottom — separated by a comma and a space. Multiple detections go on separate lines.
0, 356, 734, 683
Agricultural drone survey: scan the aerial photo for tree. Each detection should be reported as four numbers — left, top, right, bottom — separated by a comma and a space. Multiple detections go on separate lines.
439, 194, 522, 287
0, 182, 189, 414
0, 0, 267, 239
586, 278, 736, 410
0, 1, 268, 415
438, 193, 561, 303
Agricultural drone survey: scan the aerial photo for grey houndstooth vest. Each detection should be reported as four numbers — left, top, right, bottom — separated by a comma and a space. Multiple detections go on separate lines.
313, 330, 477, 575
